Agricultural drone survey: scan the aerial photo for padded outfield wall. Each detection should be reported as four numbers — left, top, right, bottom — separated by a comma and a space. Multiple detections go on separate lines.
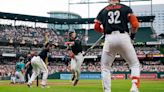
48, 72, 164, 80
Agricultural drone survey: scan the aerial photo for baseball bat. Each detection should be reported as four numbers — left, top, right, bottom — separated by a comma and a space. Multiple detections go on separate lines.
83, 35, 105, 56
37, 76, 39, 87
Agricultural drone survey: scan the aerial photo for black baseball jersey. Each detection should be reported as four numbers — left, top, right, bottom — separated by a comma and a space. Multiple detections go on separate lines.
68, 37, 82, 55
96, 3, 133, 34
39, 49, 49, 62
26, 58, 32, 71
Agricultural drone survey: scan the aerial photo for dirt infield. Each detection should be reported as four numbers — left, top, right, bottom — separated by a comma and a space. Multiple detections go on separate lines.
0, 79, 164, 86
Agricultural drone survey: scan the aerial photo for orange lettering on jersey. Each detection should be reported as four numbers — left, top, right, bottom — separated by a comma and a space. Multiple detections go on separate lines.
105, 5, 122, 10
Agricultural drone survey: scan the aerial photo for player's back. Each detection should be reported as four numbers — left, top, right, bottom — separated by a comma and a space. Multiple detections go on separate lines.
70, 38, 82, 55
98, 3, 133, 34
15, 62, 25, 72
15, 62, 21, 72
39, 49, 49, 62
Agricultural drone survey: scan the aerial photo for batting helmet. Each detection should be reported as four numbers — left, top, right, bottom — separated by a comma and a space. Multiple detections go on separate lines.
19, 56, 25, 60
68, 28, 75, 35
68, 28, 76, 38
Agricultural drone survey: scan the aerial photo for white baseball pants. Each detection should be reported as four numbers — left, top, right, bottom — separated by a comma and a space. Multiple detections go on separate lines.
101, 31, 140, 92
28, 56, 48, 85
11, 76, 16, 84
15, 71, 25, 83
71, 53, 84, 80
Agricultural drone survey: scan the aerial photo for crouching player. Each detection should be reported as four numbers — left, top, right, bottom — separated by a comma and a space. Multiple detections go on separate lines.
67, 29, 84, 86
15, 57, 25, 84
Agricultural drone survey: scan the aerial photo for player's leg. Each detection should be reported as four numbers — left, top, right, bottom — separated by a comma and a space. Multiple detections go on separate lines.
70, 58, 76, 81
19, 72, 25, 84
39, 58, 48, 87
13, 77, 16, 84
27, 60, 40, 86
29, 70, 32, 78
76, 53, 84, 80
10, 77, 15, 84
27, 70, 32, 83
28, 71, 39, 86
25, 70, 29, 83
73, 53, 84, 86
118, 33, 140, 92
16, 72, 22, 83
15, 71, 19, 83
101, 39, 117, 92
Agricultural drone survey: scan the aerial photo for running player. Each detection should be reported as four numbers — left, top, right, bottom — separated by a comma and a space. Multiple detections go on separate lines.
67, 29, 84, 86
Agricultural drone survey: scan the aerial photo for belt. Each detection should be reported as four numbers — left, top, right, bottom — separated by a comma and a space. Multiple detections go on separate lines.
106, 31, 126, 34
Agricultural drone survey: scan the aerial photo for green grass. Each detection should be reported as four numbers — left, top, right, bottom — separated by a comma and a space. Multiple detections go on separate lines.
0, 79, 164, 92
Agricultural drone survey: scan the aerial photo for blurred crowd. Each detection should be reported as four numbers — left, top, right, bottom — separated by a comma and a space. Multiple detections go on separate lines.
0, 24, 163, 79
0, 24, 162, 57
0, 24, 64, 44
0, 65, 15, 77
135, 47, 161, 55
0, 60, 164, 78
0, 24, 85, 46
0, 46, 161, 57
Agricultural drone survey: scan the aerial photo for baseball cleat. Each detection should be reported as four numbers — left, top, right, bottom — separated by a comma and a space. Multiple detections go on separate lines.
71, 74, 75, 81
27, 83, 32, 88
73, 79, 79, 86
130, 83, 139, 92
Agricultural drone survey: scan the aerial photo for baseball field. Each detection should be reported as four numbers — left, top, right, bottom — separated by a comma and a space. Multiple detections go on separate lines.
0, 79, 164, 92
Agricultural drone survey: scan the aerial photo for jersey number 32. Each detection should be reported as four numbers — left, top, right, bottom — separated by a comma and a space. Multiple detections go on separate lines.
108, 10, 121, 24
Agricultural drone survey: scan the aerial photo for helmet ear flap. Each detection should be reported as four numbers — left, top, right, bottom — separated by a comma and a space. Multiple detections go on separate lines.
69, 32, 73, 37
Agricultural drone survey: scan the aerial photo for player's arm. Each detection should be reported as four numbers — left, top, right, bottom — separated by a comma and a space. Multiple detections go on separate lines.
66, 42, 75, 59
21, 68, 25, 75
25, 61, 30, 68
128, 13, 139, 32
68, 50, 75, 59
21, 64, 25, 75
94, 19, 104, 33
128, 13, 139, 40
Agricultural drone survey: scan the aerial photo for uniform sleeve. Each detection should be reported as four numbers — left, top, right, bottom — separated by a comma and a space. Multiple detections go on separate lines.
23, 63, 25, 68
75, 39, 81, 45
67, 42, 73, 50
19, 64, 22, 69
127, 6, 133, 14
96, 9, 104, 23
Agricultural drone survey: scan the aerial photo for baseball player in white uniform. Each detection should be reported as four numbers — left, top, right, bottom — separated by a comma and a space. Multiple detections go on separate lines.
67, 29, 84, 86
27, 43, 50, 88
94, 0, 140, 92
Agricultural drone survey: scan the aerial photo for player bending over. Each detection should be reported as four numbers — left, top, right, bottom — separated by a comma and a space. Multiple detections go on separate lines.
27, 43, 51, 88
67, 29, 84, 86
94, 0, 140, 92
